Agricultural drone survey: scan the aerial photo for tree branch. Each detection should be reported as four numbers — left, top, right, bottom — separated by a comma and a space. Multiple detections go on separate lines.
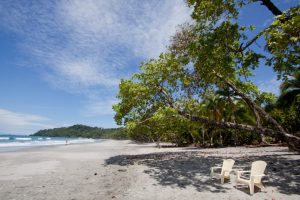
256, 0, 283, 16
180, 112, 277, 135
178, 111, 300, 152
216, 73, 286, 132
233, 0, 285, 53
240, 30, 265, 52
156, 84, 175, 108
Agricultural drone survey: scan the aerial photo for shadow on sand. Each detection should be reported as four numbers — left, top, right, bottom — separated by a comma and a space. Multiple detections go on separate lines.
105, 149, 300, 195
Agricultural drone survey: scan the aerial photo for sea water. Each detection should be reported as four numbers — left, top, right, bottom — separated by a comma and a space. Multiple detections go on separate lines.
0, 135, 97, 152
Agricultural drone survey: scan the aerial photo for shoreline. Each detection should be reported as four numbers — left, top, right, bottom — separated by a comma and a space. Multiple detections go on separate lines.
0, 138, 105, 153
0, 140, 299, 199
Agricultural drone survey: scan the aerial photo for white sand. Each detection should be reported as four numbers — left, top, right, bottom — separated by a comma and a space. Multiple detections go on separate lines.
0, 140, 299, 200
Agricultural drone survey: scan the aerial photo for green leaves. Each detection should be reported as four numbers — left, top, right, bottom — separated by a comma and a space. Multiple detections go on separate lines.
113, 0, 299, 146
113, 79, 152, 125
265, 5, 300, 78
277, 69, 300, 108
249, 25, 256, 31
187, 0, 241, 23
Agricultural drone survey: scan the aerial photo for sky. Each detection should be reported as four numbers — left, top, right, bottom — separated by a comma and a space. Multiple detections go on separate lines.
0, 0, 298, 135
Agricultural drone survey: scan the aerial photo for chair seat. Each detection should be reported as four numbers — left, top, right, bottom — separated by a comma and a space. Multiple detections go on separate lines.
236, 176, 250, 185
215, 173, 230, 179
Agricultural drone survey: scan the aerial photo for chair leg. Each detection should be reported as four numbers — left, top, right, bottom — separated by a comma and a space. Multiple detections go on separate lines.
221, 176, 224, 184
249, 182, 254, 195
256, 183, 265, 191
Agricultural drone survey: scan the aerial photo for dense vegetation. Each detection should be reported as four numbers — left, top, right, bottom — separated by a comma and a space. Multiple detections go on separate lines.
113, 1, 300, 150
32, 125, 128, 140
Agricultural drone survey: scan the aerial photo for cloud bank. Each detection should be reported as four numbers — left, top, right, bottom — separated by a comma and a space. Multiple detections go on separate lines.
0, 0, 191, 116
0, 108, 52, 134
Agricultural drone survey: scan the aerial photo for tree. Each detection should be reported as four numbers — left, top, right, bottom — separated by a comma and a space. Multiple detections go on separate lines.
277, 69, 300, 108
267, 69, 300, 135
178, 0, 300, 149
113, 53, 295, 145
113, 54, 199, 146
113, 1, 300, 151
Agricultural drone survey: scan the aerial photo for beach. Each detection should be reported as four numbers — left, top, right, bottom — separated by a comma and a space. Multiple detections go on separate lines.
0, 140, 299, 200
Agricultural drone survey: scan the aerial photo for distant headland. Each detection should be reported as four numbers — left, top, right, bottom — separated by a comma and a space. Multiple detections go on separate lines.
31, 124, 127, 139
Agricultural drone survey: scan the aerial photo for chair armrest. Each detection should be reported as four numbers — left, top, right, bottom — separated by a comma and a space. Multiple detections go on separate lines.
221, 169, 232, 175
251, 174, 266, 177
211, 166, 222, 176
211, 167, 222, 173
211, 167, 222, 169
250, 174, 266, 182
237, 170, 250, 178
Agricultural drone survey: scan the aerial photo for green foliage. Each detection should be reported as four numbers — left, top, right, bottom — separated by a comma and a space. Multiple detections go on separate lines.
268, 69, 300, 134
187, 1, 299, 80
277, 69, 300, 108
269, 106, 300, 136
265, 6, 300, 79
186, 0, 243, 23
113, 0, 300, 147
32, 124, 128, 140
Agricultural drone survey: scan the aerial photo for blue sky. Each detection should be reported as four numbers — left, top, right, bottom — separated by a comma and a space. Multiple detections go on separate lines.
0, 0, 298, 135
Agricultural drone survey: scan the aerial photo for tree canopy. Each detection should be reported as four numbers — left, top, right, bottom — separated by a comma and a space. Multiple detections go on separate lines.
113, 0, 300, 150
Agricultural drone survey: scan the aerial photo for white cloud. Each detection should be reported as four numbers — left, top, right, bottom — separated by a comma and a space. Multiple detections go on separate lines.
46, 59, 120, 89
258, 78, 281, 95
0, 0, 191, 116
0, 108, 53, 134
0, 0, 191, 88
84, 98, 119, 116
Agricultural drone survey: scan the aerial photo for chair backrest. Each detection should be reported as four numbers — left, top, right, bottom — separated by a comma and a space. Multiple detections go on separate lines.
250, 160, 267, 183
221, 159, 235, 176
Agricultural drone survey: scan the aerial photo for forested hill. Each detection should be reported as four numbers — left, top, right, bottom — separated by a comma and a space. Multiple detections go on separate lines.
31, 124, 127, 139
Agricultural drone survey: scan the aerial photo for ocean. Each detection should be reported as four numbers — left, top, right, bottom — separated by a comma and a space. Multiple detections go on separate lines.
0, 135, 97, 152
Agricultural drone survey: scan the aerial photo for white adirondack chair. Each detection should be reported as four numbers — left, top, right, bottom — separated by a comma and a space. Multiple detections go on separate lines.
210, 159, 235, 184
236, 160, 267, 195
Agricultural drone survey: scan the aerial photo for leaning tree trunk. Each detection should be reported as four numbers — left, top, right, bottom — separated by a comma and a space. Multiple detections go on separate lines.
246, 101, 267, 144
178, 112, 300, 152
158, 82, 300, 152
214, 73, 300, 151
225, 80, 299, 150
227, 88, 266, 144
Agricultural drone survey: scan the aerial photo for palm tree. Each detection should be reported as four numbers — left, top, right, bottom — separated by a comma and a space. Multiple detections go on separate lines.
272, 68, 300, 135
277, 69, 300, 108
